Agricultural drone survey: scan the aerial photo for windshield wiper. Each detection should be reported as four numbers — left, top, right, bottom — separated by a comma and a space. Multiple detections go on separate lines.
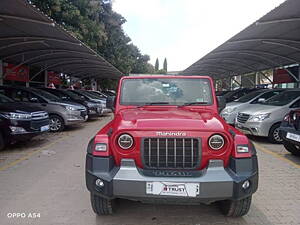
137, 102, 169, 108
181, 102, 208, 106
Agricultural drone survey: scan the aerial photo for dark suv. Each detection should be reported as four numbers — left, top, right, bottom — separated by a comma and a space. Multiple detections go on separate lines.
0, 93, 49, 150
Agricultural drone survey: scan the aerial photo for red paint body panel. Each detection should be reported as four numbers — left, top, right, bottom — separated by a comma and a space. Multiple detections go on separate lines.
93, 76, 251, 168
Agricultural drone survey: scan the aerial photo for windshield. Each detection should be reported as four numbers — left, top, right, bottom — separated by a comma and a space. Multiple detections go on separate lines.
235, 90, 266, 103
0, 93, 14, 103
62, 90, 82, 100
120, 78, 213, 106
31, 89, 60, 101
262, 91, 300, 106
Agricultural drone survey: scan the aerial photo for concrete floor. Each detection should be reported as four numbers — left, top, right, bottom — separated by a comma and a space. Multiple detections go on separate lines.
0, 115, 300, 225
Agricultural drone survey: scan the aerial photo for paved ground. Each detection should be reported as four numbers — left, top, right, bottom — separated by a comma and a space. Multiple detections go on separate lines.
0, 115, 300, 225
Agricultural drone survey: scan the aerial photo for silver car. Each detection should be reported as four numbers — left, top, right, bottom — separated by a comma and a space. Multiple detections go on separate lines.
235, 89, 300, 143
221, 89, 284, 125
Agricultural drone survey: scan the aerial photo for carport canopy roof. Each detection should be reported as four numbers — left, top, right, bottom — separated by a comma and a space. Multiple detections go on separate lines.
0, 0, 122, 80
183, 0, 300, 80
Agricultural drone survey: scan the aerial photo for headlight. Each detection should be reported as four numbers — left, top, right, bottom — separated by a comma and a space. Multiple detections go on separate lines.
222, 107, 236, 114
118, 134, 134, 150
248, 113, 270, 122
2, 112, 32, 120
65, 105, 76, 111
208, 134, 225, 150
87, 102, 96, 108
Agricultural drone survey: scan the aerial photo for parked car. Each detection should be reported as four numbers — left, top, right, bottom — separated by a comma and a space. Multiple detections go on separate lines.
221, 89, 284, 125
71, 90, 111, 114
0, 86, 87, 132
88, 90, 108, 99
37, 88, 103, 119
102, 90, 116, 97
280, 110, 300, 156
0, 93, 49, 150
222, 88, 259, 103
86, 75, 258, 217
235, 89, 300, 143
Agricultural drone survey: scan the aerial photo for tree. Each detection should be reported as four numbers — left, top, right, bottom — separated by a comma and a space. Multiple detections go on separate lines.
155, 58, 159, 71
30, 0, 154, 77
163, 58, 167, 72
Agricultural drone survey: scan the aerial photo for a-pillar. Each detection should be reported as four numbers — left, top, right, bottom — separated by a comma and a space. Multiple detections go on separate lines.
44, 70, 48, 87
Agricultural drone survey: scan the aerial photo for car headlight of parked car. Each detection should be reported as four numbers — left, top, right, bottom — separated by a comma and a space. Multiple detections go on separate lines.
248, 113, 270, 122
222, 107, 236, 114
65, 105, 77, 111
2, 112, 32, 120
87, 102, 96, 108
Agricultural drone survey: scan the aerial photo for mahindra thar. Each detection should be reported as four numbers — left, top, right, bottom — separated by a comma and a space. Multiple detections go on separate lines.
85, 76, 258, 217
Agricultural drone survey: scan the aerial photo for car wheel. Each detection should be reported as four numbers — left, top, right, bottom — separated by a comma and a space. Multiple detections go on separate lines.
49, 115, 65, 132
90, 194, 114, 215
283, 140, 300, 156
268, 123, 282, 144
0, 132, 6, 151
219, 195, 252, 217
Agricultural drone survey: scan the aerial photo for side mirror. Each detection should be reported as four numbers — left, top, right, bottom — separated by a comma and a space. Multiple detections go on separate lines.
29, 97, 38, 103
217, 96, 226, 113
106, 96, 116, 111
257, 98, 265, 103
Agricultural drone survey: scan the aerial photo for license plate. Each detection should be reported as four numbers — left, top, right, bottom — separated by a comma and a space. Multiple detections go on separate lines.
40, 125, 49, 132
146, 182, 199, 197
286, 132, 300, 142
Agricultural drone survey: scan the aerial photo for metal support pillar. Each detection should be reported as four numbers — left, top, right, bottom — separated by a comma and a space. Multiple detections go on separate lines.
298, 66, 300, 88
91, 78, 97, 91
0, 60, 3, 85
44, 70, 48, 87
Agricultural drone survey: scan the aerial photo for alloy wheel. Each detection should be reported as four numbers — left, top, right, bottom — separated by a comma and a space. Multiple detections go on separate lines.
50, 117, 62, 131
273, 128, 282, 142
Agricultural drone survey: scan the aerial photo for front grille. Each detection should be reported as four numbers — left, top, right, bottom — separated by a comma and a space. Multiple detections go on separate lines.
31, 111, 48, 120
143, 138, 200, 169
31, 119, 49, 130
237, 113, 250, 123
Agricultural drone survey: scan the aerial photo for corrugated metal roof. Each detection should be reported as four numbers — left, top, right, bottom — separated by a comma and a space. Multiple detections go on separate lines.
0, 0, 123, 79
183, 0, 300, 79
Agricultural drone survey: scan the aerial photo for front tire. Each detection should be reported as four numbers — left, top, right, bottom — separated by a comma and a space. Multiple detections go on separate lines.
283, 140, 300, 156
219, 195, 252, 217
268, 123, 282, 144
49, 115, 65, 132
90, 194, 114, 215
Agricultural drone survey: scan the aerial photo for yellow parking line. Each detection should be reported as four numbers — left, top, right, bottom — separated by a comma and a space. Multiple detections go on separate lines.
254, 143, 300, 169
0, 135, 70, 172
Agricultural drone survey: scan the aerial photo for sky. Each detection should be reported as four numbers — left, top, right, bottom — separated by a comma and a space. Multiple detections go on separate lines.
113, 0, 286, 72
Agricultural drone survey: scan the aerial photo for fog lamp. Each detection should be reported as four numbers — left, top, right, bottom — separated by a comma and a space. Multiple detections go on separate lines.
242, 180, 250, 189
95, 179, 104, 187
9, 126, 26, 134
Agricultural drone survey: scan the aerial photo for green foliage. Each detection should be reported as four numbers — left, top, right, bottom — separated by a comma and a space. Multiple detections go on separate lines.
163, 58, 167, 72
30, 0, 154, 78
155, 58, 159, 71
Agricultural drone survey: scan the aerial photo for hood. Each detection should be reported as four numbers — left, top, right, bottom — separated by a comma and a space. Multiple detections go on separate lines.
0, 102, 43, 113
239, 104, 284, 115
115, 107, 226, 131
50, 100, 86, 109
226, 101, 244, 108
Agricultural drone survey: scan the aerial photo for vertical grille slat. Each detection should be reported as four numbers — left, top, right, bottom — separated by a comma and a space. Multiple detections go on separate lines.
237, 113, 250, 123
143, 138, 199, 169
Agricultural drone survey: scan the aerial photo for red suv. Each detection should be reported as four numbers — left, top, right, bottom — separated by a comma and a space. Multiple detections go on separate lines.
85, 76, 258, 217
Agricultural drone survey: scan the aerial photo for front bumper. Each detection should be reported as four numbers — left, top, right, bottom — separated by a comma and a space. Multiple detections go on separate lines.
86, 156, 258, 204
235, 120, 272, 137
280, 123, 300, 146
65, 110, 87, 125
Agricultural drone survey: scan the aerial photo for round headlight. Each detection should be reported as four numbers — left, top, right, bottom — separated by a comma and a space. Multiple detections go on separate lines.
118, 134, 134, 150
208, 134, 224, 150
